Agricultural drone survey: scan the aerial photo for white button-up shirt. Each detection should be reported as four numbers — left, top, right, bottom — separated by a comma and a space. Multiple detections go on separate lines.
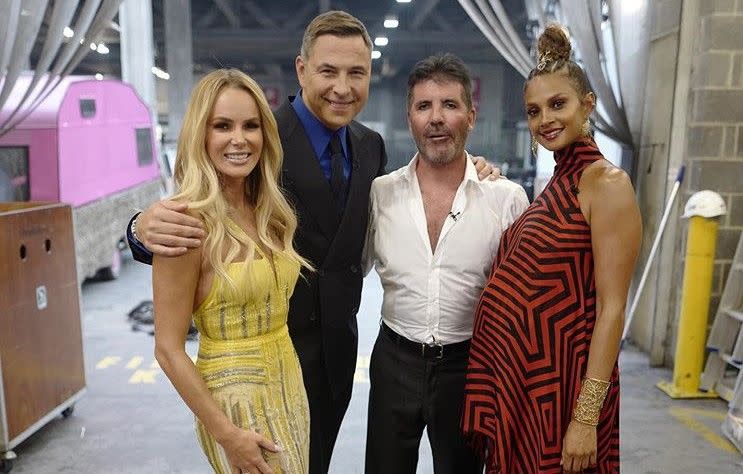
363, 153, 529, 345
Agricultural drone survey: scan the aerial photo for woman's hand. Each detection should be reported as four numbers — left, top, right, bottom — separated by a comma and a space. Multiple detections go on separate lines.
218, 425, 281, 474
561, 420, 596, 472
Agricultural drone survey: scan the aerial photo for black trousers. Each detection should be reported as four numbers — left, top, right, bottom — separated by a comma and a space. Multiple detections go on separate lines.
292, 323, 352, 474
365, 324, 483, 474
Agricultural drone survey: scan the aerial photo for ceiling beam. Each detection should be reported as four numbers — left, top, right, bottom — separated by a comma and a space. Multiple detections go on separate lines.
190, 29, 490, 61
186, 36, 502, 68
243, 0, 277, 28
283, 3, 317, 30
193, 29, 486, 44
411, 0, 440, 30
196, 7, 219, 28
430, 10, 453, 32
213, 0, 240, 28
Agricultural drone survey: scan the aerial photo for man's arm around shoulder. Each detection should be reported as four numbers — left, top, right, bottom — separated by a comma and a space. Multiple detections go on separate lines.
127, 200, 205, 267
127, 213, 153, 265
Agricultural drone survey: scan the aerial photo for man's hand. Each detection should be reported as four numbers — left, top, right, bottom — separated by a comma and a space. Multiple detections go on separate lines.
471, 156, 502, 181
138, 200, 205, 257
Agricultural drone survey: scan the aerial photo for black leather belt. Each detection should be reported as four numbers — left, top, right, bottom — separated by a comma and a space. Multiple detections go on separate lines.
381, 322, 471, 359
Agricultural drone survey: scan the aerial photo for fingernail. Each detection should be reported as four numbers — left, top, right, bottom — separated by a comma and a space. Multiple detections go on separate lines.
275, 443, 283, 452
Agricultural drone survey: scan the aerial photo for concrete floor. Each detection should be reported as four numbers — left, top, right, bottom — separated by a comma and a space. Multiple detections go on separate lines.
6, 252, 743, 473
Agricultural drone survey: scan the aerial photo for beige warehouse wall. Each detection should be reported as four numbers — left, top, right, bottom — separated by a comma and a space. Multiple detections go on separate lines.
632, 0, 743, 365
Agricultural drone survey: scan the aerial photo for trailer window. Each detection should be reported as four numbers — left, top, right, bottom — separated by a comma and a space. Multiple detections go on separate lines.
79, 99, 96, 118
0, 146, 30, 201
135, 128, 153, 166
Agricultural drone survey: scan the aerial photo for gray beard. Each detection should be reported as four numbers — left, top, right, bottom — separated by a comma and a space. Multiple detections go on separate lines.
423, 152, 457, 166
415, 139, 462, 166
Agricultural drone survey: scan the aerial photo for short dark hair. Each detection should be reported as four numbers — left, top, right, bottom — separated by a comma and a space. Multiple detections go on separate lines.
406, 53, 473, 110
300, 10, 372, 59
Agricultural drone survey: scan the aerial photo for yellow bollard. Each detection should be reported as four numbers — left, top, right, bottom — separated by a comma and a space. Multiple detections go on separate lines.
657, 191, 726, 399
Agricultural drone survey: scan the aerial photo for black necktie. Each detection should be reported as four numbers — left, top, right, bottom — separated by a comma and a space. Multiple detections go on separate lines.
329, 133, 347, 206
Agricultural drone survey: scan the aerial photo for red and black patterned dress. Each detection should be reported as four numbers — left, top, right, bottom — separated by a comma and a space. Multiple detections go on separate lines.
462, 139, 620, 473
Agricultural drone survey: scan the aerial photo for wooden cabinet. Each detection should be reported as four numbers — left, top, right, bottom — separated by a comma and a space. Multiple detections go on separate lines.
0, 202, 85, 457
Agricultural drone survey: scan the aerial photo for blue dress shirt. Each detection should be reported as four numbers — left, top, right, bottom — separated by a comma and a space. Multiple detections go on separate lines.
291, 92, 351, 182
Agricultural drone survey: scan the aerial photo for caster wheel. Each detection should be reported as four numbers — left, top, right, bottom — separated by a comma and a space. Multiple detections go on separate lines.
61, 405, 75, 418
0, 458, 13, 473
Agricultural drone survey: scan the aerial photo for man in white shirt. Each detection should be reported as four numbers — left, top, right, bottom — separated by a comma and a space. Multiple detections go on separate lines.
363, 54, 529, 473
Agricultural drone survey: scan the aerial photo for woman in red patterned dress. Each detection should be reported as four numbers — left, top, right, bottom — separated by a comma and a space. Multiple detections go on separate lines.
462, 24, 641, 473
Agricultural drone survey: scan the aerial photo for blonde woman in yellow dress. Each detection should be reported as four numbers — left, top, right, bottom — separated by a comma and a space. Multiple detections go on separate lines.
153, 69, 311, 474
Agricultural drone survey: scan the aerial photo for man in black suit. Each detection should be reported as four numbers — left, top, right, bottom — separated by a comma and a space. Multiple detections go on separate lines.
128, 11, 383, 473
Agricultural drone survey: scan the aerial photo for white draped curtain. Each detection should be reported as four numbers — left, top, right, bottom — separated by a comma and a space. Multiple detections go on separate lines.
0, 0, 124, 137
458, 0, 533, 77
457, 0, 651, 149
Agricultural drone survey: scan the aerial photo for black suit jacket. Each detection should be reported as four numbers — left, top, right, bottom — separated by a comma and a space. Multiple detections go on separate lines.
275, 100, 386, 401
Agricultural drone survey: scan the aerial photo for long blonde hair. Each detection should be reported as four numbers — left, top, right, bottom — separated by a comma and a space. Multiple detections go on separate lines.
172, 69, 310, 290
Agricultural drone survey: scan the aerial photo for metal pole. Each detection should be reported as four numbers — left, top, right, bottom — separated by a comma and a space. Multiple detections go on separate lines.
621, 165, 685, 346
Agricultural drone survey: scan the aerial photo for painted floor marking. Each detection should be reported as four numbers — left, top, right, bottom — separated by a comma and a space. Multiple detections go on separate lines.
129, 369, 159, 384
95, 356, 121, 369
95, 354, 371, 384
668, 406, 737, 454
125, 356, 143, 369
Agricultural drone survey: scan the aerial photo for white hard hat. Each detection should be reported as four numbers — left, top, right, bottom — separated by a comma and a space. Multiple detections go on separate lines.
682, 190, 727, 218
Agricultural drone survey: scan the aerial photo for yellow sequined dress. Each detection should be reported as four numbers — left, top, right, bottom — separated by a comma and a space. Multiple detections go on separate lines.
192, 239, 309, 474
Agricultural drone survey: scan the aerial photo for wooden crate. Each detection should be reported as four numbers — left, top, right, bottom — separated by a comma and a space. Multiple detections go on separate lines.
0, 202, 86, 453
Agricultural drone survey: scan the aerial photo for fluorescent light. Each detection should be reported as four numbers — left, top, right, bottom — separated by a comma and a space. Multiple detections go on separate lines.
89, 42, 97, 50
151, 66, 170, 80
374, 36, 389, 46
371, 50, 382, 59
624, 0, 645, 14
96, 43, 109, 54
63, 27, 74, 38
95, 73, 103, 80
383, 16, 399, 28
397, 0, 412, 3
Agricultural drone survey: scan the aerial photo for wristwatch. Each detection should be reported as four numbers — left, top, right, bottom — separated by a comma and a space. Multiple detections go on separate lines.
131, 215, 140, 242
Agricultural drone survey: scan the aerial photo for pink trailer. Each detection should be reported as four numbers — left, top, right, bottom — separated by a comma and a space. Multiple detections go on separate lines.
0, 76, 161, 281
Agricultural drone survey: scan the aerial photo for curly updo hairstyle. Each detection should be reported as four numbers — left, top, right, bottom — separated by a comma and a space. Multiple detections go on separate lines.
527, 23, 593, 99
